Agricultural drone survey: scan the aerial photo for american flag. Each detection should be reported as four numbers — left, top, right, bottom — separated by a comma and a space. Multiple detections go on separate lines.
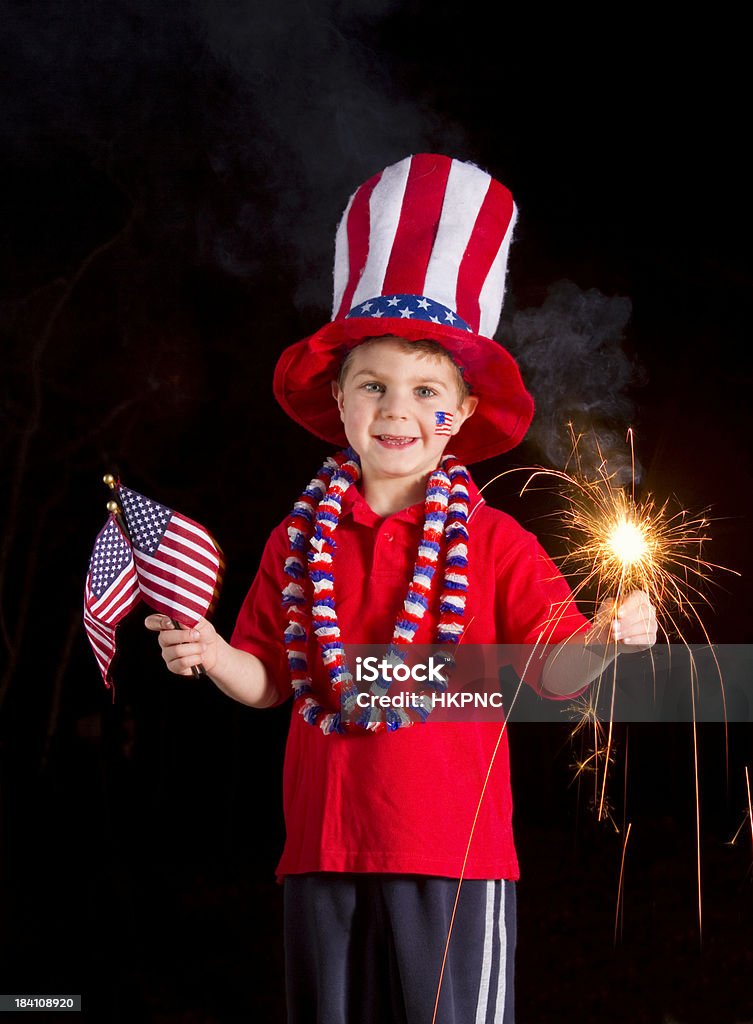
83, 515, 141, 684
434, 410, 454, 436
118, 485, 223, 627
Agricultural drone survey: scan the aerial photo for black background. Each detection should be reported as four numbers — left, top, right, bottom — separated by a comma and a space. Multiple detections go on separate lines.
1, 4, 752, 1022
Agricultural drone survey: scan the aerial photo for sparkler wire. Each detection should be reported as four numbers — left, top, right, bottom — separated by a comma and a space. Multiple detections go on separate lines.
614, 821, 632, 945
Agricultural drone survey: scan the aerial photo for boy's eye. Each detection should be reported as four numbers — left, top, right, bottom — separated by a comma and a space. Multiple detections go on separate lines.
361, 382, 384, 393
415, 386, 437, 398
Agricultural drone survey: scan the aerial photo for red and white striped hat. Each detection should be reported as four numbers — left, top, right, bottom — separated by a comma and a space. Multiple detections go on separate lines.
273, 153, 534, 463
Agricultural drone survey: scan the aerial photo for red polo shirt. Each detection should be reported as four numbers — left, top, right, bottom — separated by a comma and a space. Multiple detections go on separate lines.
231, 476, 589, 880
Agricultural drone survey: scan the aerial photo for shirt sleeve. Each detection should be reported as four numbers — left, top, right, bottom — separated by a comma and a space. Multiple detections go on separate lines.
230, 521, 292, 707
495, 529, 591, 697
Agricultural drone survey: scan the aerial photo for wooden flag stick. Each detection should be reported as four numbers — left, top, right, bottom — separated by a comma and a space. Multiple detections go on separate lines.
103, 474, 206, 679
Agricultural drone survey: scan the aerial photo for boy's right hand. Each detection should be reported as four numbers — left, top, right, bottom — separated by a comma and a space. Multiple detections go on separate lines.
144, 614, 218, 676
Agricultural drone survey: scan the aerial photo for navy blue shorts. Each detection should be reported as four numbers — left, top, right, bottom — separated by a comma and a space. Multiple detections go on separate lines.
284, 874, 516, 1024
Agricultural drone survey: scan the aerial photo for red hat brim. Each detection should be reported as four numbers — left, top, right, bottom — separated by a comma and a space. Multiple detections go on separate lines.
273, 317, 534, 464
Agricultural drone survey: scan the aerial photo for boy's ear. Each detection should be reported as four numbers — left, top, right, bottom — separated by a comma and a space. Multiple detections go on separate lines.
331, 379, 345, 421
452, 394, 479, 434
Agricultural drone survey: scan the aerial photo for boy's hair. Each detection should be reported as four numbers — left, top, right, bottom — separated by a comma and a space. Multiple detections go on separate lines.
337, 336, 472, 404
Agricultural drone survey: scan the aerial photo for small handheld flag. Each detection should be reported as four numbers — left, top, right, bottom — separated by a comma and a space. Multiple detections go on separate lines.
83, 515, 141, 686
118, 485, 223, 627
83, 478, 224, 688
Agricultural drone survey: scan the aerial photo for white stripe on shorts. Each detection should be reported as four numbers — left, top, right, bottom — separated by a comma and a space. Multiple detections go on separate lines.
475, 881, 509, 1024
495, 881, 507, 1023
475, 881, 495, 1023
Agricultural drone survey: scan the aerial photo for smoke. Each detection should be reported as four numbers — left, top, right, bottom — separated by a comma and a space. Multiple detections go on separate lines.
501, 280, 644, 484
192, 0, 467, 311
2, 4, 640, 481
2, 0, 467, 311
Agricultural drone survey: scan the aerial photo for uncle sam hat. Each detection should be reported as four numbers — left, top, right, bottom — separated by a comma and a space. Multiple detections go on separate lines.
273, 153, 534, 464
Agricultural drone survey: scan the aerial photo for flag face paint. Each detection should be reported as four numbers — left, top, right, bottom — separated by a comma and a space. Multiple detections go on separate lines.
434, 410, 454, 436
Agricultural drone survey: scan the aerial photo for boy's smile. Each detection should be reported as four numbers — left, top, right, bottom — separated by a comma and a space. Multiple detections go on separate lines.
331, 337, 477, 515
374, 435, 418, 448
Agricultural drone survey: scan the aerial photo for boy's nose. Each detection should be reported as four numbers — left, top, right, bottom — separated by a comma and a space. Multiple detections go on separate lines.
381, 392, 410, 419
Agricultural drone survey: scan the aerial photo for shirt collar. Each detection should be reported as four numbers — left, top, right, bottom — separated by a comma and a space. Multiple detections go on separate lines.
341, 472, 486, 527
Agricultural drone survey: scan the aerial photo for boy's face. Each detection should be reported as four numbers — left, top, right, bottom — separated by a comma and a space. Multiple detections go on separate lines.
331, 338, 478, 490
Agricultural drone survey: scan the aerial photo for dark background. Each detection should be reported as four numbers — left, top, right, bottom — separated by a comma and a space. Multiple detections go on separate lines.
1, 4, 752, 1022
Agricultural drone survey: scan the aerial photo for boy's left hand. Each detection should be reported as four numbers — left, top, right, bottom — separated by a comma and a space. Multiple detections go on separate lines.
588, 589, 658, 653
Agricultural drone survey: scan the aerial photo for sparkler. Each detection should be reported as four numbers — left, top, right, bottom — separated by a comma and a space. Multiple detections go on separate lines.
520, 430, 737, 936
430, 429, 736, 1019
747, 767, 753, 857
482, 427, 737, 936
515, 428, 727, 643
614, 821, 632, 944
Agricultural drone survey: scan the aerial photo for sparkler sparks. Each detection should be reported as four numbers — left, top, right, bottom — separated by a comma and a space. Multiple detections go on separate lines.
529, 430, 734, 941
430, 428, 737, 1018
608, 517, 649, 566
478, 426, 738, 946
515, 429, 728, 641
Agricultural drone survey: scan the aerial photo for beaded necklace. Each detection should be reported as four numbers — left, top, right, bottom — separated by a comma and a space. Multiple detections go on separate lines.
282, 448, 471, 735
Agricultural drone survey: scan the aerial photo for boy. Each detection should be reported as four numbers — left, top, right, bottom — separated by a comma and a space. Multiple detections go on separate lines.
146, 154, 656, 1023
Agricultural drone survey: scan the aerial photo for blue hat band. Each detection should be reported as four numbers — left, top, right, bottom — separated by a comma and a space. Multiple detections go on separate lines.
344, 294, 472, 332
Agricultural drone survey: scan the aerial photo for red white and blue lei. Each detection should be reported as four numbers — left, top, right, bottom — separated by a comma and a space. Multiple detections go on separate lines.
282, 448, 471, 735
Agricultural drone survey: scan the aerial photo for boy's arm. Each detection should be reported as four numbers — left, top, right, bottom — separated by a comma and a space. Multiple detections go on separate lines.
145, 614, 282, 708
541, 589, 657, 697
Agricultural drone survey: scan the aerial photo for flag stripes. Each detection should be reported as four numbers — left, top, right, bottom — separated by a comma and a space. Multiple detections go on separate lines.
158, 523, 221, 578
135, 547, 218, 597
435, 410, 454, 436
83, 515, 140, 684
133, 563, 213, 624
